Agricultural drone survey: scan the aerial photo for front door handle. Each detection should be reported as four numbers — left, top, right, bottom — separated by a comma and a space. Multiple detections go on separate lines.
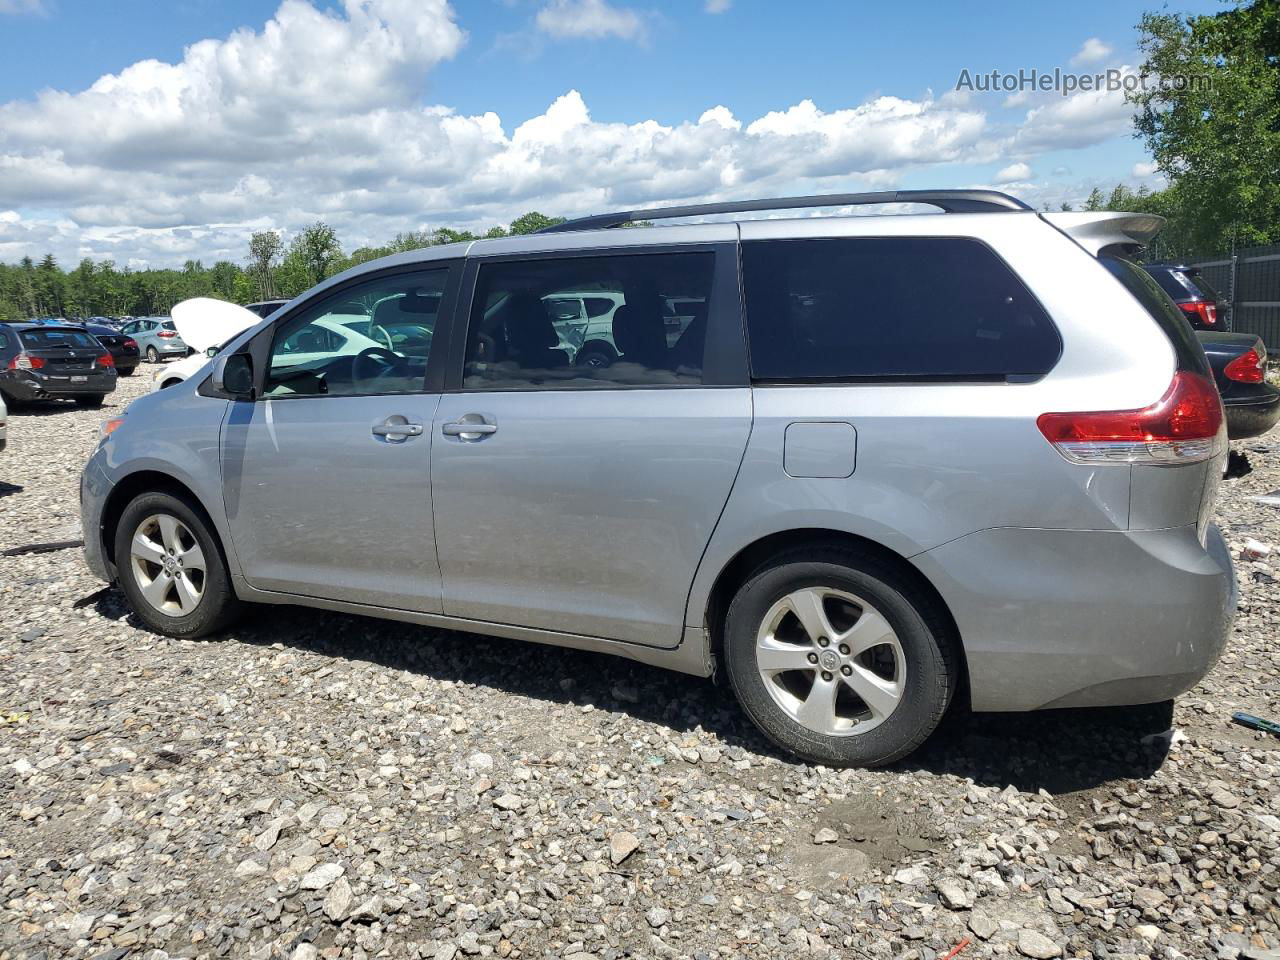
442, 418, 498, 440
372, 418, 423, 440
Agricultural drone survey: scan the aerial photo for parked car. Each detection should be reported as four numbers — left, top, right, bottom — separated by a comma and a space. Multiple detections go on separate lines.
121, 317, 189, 363
80, 191, 1236, 767
153, 298, 265, 392
1143, 262, 1224, 330
0, 322, 117, 406
0, 392, 6, 452
1196, 331, 1280, 439
245, 299, 290, 319
80, 321, 140, 376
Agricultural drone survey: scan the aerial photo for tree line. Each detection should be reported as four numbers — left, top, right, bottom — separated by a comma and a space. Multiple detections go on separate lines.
0, 211, 564, 322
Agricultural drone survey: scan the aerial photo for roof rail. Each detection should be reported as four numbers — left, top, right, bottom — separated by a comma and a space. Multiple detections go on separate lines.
537, 190, 1031, 234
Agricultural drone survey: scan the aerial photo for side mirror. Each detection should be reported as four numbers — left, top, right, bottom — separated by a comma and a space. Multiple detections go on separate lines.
211, 353, 255, 399
206, 345, 221, 359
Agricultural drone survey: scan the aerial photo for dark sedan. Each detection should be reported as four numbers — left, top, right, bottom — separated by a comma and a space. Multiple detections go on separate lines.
1197, 331, 1280, 440
0, 323, 118, 406
81, 321, 140, 376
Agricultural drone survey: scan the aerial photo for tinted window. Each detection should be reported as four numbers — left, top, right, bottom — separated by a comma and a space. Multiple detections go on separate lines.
19, 328, 99, 349
741, 238, 1060, 381
464, 252, 712, 390
1102, 257, 1211, 376
264, 269, 447, 398
1181, 269, 1221, 303
1146, 267, 1190, 300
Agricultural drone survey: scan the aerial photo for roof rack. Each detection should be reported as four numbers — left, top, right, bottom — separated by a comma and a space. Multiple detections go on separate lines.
537, 190, 1031, 234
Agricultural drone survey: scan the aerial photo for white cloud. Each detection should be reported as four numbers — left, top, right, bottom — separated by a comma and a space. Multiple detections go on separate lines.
0, 0, 1144, 267
994, 162, 1032, 183
705, 0, 731, 12
535, 0, 646, 41
1071, 37, 1114, 65
0, 0, 46, 13
1012, 65, 1138, 151
1132, 161, 1157, 177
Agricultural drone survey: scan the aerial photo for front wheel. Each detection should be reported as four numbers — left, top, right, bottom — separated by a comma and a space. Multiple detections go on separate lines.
724, 547, 955, 767
113, 491, 243, 638
118, 367, 136, 377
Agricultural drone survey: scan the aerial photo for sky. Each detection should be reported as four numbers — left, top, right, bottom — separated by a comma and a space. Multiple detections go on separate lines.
0, 0, 1222, 269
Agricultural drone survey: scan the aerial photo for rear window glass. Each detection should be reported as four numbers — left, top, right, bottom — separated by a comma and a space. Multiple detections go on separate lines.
1146, 267, 1190, 300
1101, 258, 1211, 376
1181, 269, 1221, 303
741, 237, 1061, 381
18, 328, 99, 349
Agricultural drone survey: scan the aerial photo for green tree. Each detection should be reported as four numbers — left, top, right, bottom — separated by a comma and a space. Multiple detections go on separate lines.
247, 230, 283, 301
508, 211, 565, 235
1130, 0, 1280, 251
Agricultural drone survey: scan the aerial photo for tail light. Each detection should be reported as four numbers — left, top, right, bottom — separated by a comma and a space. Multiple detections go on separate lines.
96, 352, 114, 369
157, 330, 176, 339
123, 338, 138, 349
8, 353, 45, 370
1037, 372, 1225, 466
1224, 344, 1267, 384
1178, 301, 1217, 327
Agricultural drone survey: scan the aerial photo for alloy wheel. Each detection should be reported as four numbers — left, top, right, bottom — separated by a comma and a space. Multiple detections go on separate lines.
755, 586, 906, 736
129, 513, 207, 616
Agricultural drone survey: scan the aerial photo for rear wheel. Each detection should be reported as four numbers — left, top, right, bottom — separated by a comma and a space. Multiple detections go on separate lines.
113, 491, 243, 638
724, 547, 954, 767
146, 345, 160, 363
74, 394, 106, 407
118, 366, 136, 377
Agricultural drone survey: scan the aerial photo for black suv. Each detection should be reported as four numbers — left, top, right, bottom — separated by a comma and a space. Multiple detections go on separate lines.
0, 323, 118, 406
1143, 262, 1224, 330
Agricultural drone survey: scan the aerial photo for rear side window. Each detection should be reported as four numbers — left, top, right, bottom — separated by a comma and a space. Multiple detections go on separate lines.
741, 238, 1060, 382
1101, 258, 1211, 376
18, 328, 99, 349
1147, 267, 1190, 300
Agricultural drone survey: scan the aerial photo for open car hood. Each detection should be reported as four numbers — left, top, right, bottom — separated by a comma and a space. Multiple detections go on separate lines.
170, 297, 261, 353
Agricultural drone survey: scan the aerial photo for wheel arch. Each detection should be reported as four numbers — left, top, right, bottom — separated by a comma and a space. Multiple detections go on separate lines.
698, 527, 968, 703
100, 470, 227, 573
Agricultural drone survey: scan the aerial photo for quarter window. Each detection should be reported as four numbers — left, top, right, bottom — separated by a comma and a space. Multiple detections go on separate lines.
741, 237, 1061, 382
263, 269, 447, 398
463, 252, 714, 390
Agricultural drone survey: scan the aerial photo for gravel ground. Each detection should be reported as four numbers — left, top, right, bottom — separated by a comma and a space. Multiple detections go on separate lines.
2, 371, 1279, 960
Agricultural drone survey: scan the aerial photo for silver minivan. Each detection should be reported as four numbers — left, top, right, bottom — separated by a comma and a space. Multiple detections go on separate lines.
80, 191, 1236, 766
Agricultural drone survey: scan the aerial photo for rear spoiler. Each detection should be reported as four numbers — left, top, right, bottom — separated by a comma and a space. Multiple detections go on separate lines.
1040, 211, 1166, 256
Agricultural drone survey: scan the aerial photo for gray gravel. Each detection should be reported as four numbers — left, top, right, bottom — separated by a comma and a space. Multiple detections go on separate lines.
2, 371, 1279, 960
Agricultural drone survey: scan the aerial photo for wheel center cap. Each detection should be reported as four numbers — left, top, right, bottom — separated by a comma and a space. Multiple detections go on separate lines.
163, 557, 177, 574
819, 650, 840, 671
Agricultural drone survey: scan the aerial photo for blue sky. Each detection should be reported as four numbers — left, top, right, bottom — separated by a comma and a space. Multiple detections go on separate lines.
0, 0, 1222, 266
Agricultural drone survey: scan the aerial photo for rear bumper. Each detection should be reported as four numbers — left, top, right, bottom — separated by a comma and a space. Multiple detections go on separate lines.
912, 523, 1236, 711
1, 370, 117, 400
1223, 383, 1280, 440
149, 342, 188, 356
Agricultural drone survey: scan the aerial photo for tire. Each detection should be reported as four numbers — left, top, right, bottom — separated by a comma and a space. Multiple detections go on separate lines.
113, 490, 243, 638
724, 546, 955, 767
575, 344, 617, 369
74, 394, 106, 407
146, 346, 159, 364
118, 367, 136, 377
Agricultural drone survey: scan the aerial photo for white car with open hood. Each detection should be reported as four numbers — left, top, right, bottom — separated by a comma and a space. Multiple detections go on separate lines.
153, 298, 263, 392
